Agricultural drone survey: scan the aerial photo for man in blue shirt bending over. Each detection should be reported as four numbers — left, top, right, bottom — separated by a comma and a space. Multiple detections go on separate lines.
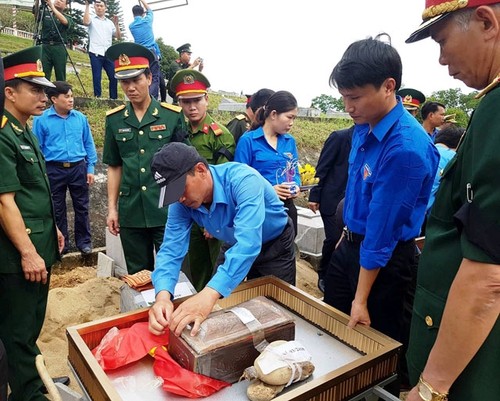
33, 81, 98, 254
323, 34, 439, 396
148, 142, 296, 337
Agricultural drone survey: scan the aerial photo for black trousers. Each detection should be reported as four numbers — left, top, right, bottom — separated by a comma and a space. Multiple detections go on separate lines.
216, 218, 296, 286
0, 339, 7, 401
324, 237, 414, 396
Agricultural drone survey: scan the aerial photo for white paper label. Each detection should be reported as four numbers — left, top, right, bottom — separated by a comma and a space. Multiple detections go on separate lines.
258, 341, 311, 375
227, 307, 256, 324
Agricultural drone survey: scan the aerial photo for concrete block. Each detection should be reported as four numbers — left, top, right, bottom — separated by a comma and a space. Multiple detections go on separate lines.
295, 206, 325, 257
105, 229, 127, 276
97, 252, 114, 277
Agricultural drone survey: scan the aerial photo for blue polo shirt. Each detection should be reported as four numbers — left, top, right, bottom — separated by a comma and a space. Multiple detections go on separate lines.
235, 126, 301, 185
129, 9, 160, 57
32, 106, 98, 174
344, 100, 439, 269
152, 162, 288, 297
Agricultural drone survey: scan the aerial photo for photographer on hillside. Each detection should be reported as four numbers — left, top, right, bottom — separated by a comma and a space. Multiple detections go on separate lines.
83, 0, 121, 99
33, 0, 73, 81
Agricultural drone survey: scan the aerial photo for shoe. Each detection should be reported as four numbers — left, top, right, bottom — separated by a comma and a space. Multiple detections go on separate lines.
318, 278, 325, 293
41, 376, 70, 394
80, 246, 92, 255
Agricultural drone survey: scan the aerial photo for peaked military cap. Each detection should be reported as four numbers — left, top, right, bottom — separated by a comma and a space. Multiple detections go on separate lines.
105, 42, 156, 80
397, 88, 426, 110
3, 46, 54, 88
176, 43, 192, 54
170, 69, 210, 99
406, 0, 500, 43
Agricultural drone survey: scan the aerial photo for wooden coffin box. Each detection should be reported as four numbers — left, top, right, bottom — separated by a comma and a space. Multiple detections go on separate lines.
168, 296, 295, 383
67, 277, 401, 401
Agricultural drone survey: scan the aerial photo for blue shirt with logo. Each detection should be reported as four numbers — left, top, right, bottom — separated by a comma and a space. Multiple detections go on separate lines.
235, 126, 301, 186
344, 99, 439, 269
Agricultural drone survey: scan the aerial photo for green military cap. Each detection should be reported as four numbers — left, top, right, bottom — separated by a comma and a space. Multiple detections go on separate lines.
176, 43, 192, 54
170, 69, 210, 99
105, 42, 156, 80
3, 46, 54, 88
397, 88, 426, 111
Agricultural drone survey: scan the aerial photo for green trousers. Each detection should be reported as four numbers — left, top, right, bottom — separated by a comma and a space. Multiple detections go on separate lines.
41, 44, 67, 81
185, 223, 221, 291
0, 273, 50, 401
119, 226, 165, 274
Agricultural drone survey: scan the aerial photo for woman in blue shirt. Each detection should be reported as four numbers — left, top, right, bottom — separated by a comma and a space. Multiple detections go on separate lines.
235, 90, 301, 235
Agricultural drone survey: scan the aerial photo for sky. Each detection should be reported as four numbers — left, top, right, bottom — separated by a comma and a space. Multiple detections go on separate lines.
117, 0, 473, 107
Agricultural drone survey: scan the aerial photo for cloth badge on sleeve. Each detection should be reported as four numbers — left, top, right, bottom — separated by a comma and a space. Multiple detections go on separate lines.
363, 163, 372, 180
150, 124, 166, 131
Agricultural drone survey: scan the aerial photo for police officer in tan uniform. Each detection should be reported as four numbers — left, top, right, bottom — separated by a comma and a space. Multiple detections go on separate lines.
0, 46, 65, 401
103, 42, 188, 274
169, 69, 235, 290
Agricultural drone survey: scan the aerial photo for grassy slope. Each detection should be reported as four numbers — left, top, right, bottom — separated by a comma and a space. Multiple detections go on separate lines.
1, 33, 352, 161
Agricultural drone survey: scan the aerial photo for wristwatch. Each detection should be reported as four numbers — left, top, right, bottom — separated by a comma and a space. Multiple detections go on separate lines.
418, 375, 449, 401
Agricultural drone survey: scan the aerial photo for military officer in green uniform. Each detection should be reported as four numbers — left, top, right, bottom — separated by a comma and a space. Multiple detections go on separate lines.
170, 69, 235, 290
0, 46, 65, 401
33, 0, 73, 81
405, 2, 500, 401
103, 42, 188, 274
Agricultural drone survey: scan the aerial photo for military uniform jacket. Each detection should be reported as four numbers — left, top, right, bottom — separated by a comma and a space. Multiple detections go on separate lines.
103, 98, 187, 228
407, 86, 500, 400
226, 113, 251, 145
188, 113, 235, 165
0, 112, 59, 273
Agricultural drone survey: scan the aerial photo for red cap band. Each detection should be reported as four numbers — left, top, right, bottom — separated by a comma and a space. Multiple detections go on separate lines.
175, 80, 208, 96
114, 56, 150, 71
4, 62, 40, 80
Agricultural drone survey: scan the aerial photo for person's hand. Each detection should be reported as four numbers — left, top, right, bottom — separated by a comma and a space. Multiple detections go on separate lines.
348, 299, 371, 328
21, 250, 48, 284
405, 386, 422, 401
106, 210, 120, 235
112, 15, 118, 24
149, 291, 174, 335
308, 202, 319, 213
57, 227, 65, 254
169, 287, 220, 337
203, 228, 213, 239
87, 173, 95, 186
274, 183, 299, 200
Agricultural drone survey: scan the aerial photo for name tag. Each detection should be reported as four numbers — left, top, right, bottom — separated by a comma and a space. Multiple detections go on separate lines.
151, 124, 166, 132
20, 144, 32, 150
118, 128, 131, 133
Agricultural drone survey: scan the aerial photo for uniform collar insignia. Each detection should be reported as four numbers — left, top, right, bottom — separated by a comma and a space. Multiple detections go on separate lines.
202, 123, 209, 134
10, 122, 23, 133
152, 108, 158, 116
124, 109, 129, 117
475, 73, 500, 99
118, 54, 131, 66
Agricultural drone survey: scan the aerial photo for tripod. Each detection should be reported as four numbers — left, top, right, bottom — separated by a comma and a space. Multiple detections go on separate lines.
33, 0, 87, 96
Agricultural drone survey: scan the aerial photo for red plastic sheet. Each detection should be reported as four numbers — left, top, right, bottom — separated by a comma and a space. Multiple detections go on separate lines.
92, 322, 230, 398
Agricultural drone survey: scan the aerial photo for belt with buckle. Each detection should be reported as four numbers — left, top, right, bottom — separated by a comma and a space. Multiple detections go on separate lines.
47, 160, 84, 168
343, 226, 365, 243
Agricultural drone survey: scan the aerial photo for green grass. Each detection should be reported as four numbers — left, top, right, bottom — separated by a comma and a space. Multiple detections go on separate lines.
1, 33, 352, 156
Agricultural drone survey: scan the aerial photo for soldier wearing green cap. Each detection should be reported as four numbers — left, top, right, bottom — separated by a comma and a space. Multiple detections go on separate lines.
166, 43, 204, 104
0, 46, 66, 401
103, 42, 189, 274
169, 69, 235, 291
397, 88, 426, 117
405, 1, 500, 401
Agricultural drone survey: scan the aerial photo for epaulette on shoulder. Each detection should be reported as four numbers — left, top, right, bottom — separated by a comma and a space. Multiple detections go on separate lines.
161, 102, 182, 113
235, 114, 246, 121
106, 104, 126, 116
210, 122, 223, 136
1, 115, 7, 129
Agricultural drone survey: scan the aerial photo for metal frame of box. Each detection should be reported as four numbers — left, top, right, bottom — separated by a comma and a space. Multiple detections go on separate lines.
67, 277, 401, 401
